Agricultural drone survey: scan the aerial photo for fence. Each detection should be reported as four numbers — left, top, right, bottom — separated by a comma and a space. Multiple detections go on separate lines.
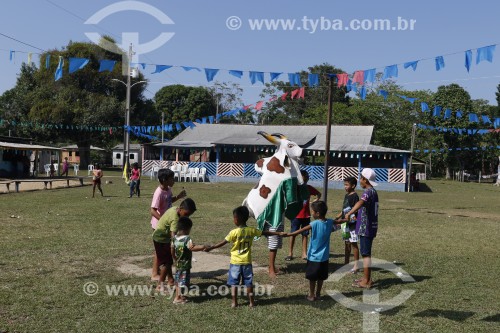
142, 160, 406, 184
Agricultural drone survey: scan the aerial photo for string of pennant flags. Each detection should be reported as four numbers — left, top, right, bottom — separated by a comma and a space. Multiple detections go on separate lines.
415, 146, 500, 154
3, 43, 497, 87
416, 124, 499, 135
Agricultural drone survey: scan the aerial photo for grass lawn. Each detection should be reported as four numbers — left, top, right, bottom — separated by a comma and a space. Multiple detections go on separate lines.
1, 174, 499, 333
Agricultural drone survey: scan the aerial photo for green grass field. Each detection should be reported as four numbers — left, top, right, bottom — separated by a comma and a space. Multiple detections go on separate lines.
1, 174, 499, 333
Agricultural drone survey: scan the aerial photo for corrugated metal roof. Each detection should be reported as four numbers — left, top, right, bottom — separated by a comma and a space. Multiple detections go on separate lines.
0, 141, 61, 151
61, 145, 106, 151
112, 143, 142, 150
155, 124, 409, 153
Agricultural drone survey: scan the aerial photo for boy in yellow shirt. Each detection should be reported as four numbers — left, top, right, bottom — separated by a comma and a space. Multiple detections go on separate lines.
206, 206, 287, 308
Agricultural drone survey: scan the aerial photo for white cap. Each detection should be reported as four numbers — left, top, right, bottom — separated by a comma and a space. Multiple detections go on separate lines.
361, 168, 378, 186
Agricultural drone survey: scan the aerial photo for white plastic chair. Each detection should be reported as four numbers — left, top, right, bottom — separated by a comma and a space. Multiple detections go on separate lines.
88, 164, 94, 176
198, 167, 206, 182
179, 165, 189, 182
44, 164, 51, 176
171, 164, 180, 181
190, 167, 199, 182
73, 164, 79, 176
150, 165, 160, 180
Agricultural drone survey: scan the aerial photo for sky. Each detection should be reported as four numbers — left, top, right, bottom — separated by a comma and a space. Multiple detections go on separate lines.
1, 0, 500, 111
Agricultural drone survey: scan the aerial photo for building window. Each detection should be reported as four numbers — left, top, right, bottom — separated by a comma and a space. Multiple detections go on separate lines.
129, 153, 135, 160
116, 153, 121, 159
69, 151, 73, 156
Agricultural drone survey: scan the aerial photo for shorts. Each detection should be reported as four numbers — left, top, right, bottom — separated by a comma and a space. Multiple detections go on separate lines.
345, 225, 358, 243
359, 236, 374, 257
174, 269, 190, 287
93, 178, 101, 185
305, 260, 329, 281
291, 218, 310, 236
227, 264, 253, 287
153, 241, 173, 267
263, 223, 284, 250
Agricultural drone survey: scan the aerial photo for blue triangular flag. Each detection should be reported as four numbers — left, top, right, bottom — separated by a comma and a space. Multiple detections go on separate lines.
433, 106, 442, 117
288, 73, 301, 87
383, 65, 398, 79
175, 123, 182, 131
465, 50, 472, 72
364, 69, 376, 82
308, 73, 319, 87
476, 45, 495, 64
404, 61, 418, 71
152, 65, 172, 74
249, 71, 264, 84
45, 54, 51, 69
407, 97, 416, 104
208, 116, 214, 124
68, 57, 90, 73
456, 110, 462, 118
204, 68, 219, 82
359, 86, 367, 100
9, 50, 14, 61
378, 90, 388, 100
469, 113, 479, 122
99, 60, 116, 72
55, 57, 64, 81
201, 117, 207, 124
229, 70, 243, 78
481, 115, 491, 124
421, 102, 429, 112
444, 109, 452, 119
270, 72, 282, 81
435, 56, 445, 71
181, 66, 201, 72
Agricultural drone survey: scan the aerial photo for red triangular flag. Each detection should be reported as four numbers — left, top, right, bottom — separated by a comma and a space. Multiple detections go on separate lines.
353, 70, 364, 85
269, 95, 277, 101
298, 87, 305, 99
291, 89, 300, 99
243, 104, 252, 110
281, 92, 289, 101
337, 73, 348, 87
255, 101, 264, 111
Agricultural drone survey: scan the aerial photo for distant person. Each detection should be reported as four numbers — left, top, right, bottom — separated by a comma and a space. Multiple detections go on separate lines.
149, 168, 187, 281
153, 198, 197, 293
205, 206, 288, 308
335, 177, 360, 274
129, 162, 141, 198
49, 160, 56, 178
171, 216, 206, 304
61, 157, 69, 177
287, 201, 339, 301
342, 168, 379, 289
92, 163, 104, 198
286, 170, 321, 261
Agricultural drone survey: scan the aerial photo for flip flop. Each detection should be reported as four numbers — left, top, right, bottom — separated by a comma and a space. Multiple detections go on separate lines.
285, 256, 294, 261
173, 299, 187, 305
352, 282, 372, 289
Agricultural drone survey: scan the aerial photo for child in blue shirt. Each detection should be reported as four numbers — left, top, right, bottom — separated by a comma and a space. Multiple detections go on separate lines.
287, 201, 338, 301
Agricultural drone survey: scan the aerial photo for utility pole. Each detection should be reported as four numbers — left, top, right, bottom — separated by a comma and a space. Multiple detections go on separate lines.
408, 123, 416, 192
322, 75, 334, 202
160, 111, 165, 160
124, 43, 133, 170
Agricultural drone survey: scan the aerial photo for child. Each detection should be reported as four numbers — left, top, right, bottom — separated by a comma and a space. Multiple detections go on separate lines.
205, 206, 287, 308
49, 160, 56, 178
153, 198, 197, 292
171, 216, 206, 304
61, 157, 69, 177
342, 168, 379, 289
150, 168, 186, 281
286, 170, 321, 261
288, 201, 338, 301
335, 177, 360, 274
92, 163, 103, 198
129, 162, 141, 198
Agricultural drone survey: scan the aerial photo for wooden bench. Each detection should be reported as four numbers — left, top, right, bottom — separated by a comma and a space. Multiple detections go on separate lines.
1, 177, 86, 193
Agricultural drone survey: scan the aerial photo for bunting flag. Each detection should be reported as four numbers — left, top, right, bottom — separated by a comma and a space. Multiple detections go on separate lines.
416, 124, 494, 135
359, 86, 367, 100
9, 50, 15, 62
98, 60, 116, 72
404, 61, 418, 71
383, 65, 398, 79
378, 90, 388, 100
55, 56, 64, 81
336, 73, 348, 87
255, 101, 264, 111
204, 68, 219, 82
469, 113, 479, 122
45, 54, 51, 69
433, 106, 442, 117
229, 70, 243, 78
456, 110, 462, 118
270, 72, 282, 81
465, 50, 472, 72
181, 66, 201, 72
281, 92, 289, 101
249, 71, 264, 84
152, 65, 172, 74
444, 108, 452, 119
291, 89, 300, 99
353, 70, 364, 85
364, 69, 376, 83
69, 57, 90, 73
415, 146, 500, 154
476, 45, 495, 64
481, 115, 491, 124
308, 73, 319, 87
288, 73, 301, 86
421, 102, 429, 112
435, 56, 445, 71
298, 87, 305, 99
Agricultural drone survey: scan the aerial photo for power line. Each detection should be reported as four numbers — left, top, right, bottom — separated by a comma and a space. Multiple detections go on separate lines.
0, 32, 45, 52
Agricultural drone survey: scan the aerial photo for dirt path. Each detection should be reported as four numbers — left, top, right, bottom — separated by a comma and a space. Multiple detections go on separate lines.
0, 179, 90, 194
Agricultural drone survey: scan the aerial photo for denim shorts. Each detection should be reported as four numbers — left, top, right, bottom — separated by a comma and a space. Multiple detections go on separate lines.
291, 218, 310, 236
227, 264, 253, 287
359, 236, 374, 257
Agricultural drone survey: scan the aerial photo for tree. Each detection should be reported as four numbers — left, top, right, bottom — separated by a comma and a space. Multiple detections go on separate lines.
0, 37, 149, 168
154, 84, 216, 134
